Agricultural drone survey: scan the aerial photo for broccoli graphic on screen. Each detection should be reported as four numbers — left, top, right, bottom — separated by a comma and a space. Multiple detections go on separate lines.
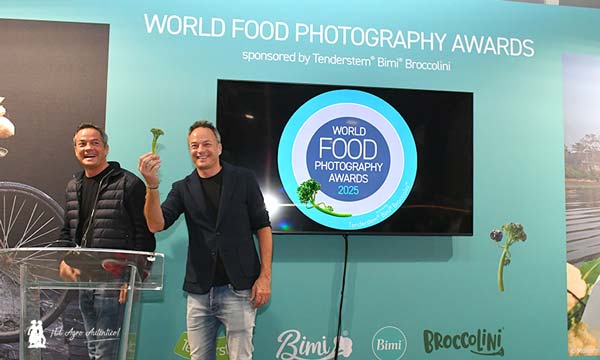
297, 179, 351, 217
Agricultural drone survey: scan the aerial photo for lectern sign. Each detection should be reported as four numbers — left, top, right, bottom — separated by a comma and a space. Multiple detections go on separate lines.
26, 320, 46, 349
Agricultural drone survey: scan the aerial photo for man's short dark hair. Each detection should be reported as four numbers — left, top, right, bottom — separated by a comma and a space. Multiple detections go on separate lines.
74, 123, 108, 145
189, 120, 221, 143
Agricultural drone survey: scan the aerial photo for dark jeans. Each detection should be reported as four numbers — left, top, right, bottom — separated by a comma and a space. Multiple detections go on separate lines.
79, 290, 124, 360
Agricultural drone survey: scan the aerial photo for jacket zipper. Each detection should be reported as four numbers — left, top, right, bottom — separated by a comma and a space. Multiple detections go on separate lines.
80, 168, 115, 248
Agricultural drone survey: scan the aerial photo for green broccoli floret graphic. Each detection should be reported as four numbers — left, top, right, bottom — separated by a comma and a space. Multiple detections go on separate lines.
490, 223, 527, 292
297, 179, 351, 218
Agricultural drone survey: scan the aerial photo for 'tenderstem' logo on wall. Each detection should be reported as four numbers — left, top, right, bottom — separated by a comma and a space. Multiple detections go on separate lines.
278, 89, 417, 230
372, 326, 408, 360
174, 332, 228, 359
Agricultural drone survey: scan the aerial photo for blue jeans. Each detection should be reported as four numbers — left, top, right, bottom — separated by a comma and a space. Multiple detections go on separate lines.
187, 285, 257, 360
79, 290, 124, 360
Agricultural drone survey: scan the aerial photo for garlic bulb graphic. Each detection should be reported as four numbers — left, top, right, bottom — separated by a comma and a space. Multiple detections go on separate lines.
0, 96, 14, 157
0, 97, 15, 139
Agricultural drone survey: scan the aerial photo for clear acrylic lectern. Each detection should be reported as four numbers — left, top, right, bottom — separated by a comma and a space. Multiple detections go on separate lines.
0, 247, 164, 360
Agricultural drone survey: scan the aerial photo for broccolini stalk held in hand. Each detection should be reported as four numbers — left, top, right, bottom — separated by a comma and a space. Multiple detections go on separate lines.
150, 128, 164, 153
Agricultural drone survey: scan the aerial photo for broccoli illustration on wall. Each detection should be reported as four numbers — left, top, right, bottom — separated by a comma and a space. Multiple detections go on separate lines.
490, 223, 527, 292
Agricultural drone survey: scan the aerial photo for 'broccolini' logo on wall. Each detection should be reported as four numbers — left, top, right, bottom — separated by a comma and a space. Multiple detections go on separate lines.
278, 89, 417, 230
423, 328, 504, 357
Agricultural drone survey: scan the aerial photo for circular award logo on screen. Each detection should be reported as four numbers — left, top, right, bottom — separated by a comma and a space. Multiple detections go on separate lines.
278, 89, 417, 230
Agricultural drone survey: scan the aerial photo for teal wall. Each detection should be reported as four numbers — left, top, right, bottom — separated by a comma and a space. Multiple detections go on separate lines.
3, 0, 600, 358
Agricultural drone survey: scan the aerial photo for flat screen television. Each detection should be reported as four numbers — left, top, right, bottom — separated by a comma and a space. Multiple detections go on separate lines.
216, 79, 473, 236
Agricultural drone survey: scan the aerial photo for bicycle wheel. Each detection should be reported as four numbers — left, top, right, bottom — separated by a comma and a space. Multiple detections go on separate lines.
0, 181, 73, 343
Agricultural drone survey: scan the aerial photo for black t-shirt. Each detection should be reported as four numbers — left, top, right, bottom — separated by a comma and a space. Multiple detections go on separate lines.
199, 170, 230, 287
77, 164, 114, 247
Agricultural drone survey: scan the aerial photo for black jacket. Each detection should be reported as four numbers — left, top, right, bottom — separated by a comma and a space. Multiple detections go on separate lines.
161, 161, 270, 294
59, 161, 155, 252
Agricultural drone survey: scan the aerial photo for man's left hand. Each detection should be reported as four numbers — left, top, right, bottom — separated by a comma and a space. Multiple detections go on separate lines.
250, 275, 271, 308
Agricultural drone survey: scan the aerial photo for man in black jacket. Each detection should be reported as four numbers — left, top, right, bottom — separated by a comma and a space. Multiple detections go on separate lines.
138, 120, 272, 360
59, 123, 155, 359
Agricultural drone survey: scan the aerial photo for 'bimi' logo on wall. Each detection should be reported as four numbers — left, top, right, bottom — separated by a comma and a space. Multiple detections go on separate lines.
276, 329, 353, 359
371, 326, 407, 360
